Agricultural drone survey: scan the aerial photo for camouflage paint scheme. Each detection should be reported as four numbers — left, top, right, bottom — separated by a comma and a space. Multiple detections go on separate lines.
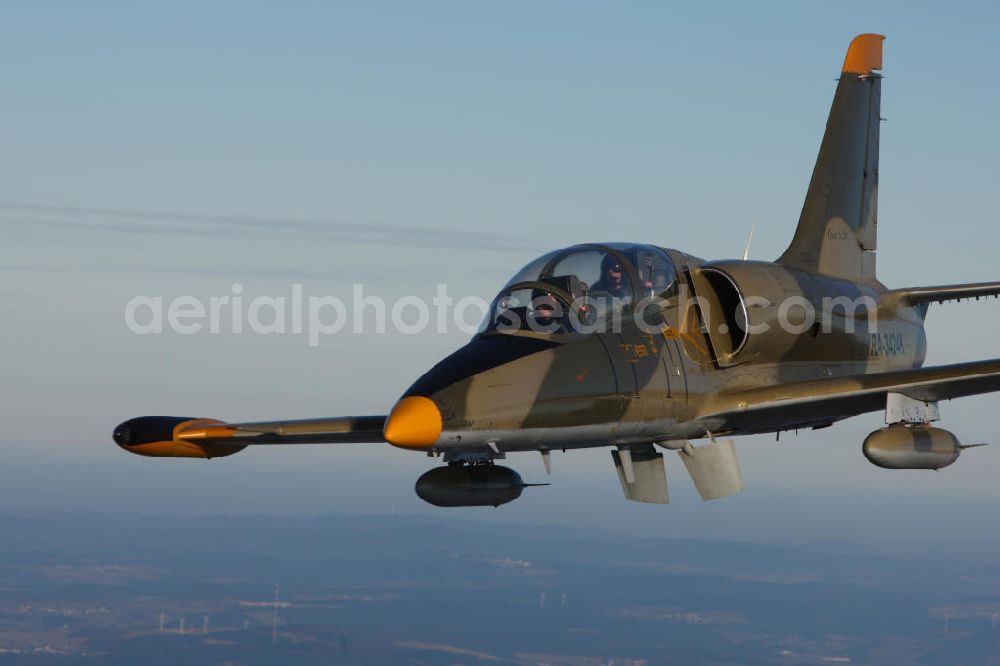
114, 35, 1000, 503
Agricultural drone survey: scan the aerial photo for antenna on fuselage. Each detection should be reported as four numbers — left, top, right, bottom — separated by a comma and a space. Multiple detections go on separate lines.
742, 220, 757, 261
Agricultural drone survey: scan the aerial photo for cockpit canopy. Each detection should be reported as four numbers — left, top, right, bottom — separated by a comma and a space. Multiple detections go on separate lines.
483, 243, 678, 334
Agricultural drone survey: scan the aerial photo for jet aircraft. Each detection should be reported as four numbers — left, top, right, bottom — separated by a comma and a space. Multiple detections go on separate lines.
114, 34, 1000, 507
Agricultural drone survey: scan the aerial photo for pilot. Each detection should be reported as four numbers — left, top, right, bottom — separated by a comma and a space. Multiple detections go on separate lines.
530, 290, 564, 332
590, 256, 630, 300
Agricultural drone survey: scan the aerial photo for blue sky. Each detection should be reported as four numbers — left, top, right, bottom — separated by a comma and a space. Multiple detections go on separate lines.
2, 1, 1000, 555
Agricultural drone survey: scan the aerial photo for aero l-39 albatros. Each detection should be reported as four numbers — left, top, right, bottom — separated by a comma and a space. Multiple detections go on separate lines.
114, 34, 1000, 507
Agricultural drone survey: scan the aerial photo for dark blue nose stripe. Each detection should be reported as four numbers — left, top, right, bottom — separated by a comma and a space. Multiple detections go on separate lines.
404, 334, 559, 397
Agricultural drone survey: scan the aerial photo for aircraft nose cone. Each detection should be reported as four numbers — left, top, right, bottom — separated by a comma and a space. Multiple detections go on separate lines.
383, 396, 442, 449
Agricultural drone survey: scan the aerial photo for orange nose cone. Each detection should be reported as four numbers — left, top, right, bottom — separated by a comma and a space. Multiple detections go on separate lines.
384, 396, 442, 449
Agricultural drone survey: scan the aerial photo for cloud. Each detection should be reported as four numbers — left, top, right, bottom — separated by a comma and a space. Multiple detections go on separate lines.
0, 201, 537, 253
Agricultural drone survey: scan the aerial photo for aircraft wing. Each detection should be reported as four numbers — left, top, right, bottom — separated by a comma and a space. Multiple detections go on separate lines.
889, 282, 1000, 306
177, 415, 387, 444
696, 359, 1000, 435
112, 414, 387, 458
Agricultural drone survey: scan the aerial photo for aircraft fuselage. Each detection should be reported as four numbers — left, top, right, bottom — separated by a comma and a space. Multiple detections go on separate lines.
387, 246, 928, 454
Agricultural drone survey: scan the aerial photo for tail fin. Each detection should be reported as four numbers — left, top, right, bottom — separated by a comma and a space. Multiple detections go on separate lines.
777, 34, 885, 283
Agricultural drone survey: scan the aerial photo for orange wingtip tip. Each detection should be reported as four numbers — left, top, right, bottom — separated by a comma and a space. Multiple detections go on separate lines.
843, 33, 885, 74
